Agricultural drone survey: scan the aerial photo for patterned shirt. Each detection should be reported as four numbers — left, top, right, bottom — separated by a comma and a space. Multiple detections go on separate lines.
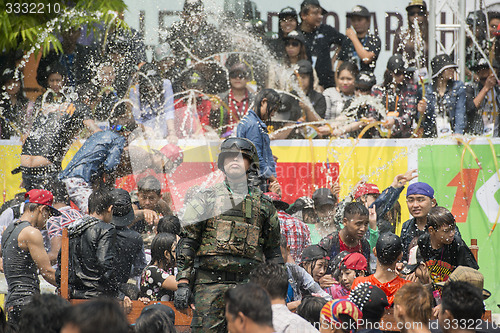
278, 211, 311, 264
140, 265, 176, 301
46, 206, 84, 239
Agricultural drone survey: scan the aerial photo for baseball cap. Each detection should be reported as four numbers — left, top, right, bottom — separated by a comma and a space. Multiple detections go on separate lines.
341, 252, 368, 271
375, 233, 403, 265
436, 266, 491, 299
354, 183, 380, 199
25, 189, 61, 216
111, 189, 135, 227
346, 5, 370, 18
349, 282, 389, 321
406, 0, 427, 12
297, 60, 314, 74
283, 30, 306, 45
301, 245, 330, 262
300, 0, 327, 15
406, 182, 434, 198
312, 188, 336, 208
321, 299, 362, 332
355, 71, 376, 90
279, 6, 298, 20
387, 54, 406, 72
264, 192, 290, 211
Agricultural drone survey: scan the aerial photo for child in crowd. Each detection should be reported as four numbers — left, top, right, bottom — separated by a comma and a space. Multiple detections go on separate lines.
297, 296, 328, 327
325, 252, 367, 299
351, 232, 411, 305
394, 283, 433, 333
349, 282, 389, 330
139, 233, 178, 301
417, 206, 479, 287
300, 245, 330, 283
319, 202, 371, 270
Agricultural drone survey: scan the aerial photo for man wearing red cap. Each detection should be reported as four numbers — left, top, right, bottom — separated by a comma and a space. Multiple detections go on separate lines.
1, 189, 60, 327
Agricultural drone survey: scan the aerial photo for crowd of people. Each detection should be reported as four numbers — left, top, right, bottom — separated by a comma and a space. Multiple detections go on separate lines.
3, 0, 500, 143
0, 0, 498, 332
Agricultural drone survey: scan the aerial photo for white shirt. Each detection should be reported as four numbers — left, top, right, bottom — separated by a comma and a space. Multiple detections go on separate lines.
271, 303, 319, 333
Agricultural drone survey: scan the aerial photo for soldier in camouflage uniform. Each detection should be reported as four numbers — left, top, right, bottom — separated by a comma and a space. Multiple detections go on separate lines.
174, 137, 282, 333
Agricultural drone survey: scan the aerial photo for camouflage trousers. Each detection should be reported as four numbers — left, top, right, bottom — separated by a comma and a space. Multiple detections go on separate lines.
191, 282, 239, 333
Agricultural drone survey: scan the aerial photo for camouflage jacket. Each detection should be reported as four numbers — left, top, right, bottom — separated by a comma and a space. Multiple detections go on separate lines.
176, 181, 281, 283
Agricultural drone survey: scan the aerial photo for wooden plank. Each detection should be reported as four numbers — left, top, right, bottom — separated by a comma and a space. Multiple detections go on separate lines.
69, 299, 193, 326
60, 228, 69, 300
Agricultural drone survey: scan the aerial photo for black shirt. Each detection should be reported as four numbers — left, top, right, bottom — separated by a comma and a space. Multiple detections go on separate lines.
22, 95, 91, 165
300, 24, 346, 89
418, 233, 479, 285
338, 33, 381, 72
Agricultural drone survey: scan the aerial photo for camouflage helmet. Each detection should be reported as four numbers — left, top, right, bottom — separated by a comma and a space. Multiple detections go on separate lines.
217, 137, 259, 173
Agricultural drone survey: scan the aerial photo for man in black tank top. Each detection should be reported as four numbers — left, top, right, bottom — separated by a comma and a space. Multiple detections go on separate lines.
1, 189, 60, 328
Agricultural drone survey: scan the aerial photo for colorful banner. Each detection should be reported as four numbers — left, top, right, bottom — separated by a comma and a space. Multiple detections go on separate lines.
1, 138, 499, 312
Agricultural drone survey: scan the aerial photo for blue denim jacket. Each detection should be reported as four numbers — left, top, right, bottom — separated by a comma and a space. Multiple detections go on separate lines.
236, 109, 276, 178
422, 80, 467, 137
59, 130, 126, 183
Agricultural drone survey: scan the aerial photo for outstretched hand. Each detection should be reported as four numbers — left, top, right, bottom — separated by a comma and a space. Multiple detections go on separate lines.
391, 169, 418, 188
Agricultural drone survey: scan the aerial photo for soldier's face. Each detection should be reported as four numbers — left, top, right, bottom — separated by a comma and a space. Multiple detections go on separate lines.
223, 153, 249, 180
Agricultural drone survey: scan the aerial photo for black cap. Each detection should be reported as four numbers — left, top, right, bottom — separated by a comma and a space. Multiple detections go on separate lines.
355, 71, 376, 89
111, 188, 135, 227
469, 57, 491, 72
466, 10, 487, 27
300, 0, 327, 15
375, 232, 402, 265
346, 5, 370, 18
349, 282, 389, 321
279, 6, 298, 20
387, 54, 406, 72
297, 59, 313, 74
284, 30, 306, 45
406, 0, 427, 12
301, 245, 330, 262
431, 54, 457, 79
312, 188, 336, 208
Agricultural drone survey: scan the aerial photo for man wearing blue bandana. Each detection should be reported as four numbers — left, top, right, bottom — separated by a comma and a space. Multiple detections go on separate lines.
400, 182, 437, 261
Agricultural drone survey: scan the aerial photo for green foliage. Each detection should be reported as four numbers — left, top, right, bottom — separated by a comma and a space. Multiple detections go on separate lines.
0, 0, 128, 56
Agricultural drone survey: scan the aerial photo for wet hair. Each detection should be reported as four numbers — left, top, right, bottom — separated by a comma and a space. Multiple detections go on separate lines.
18, 294, 70, 333
488, 11, 500, 22
87, 188, 113, 215
393, 283, 433, 323
225, 283, 273, 327
337, 61, 360, 80
441, 281, 484, 321
253, 88, 281, 120
135, 309, 176, 333
52, 182, 70, 205
296, 296, 328, 326
62, 298, 129, 333
157, 215, 181, 235
24, 202, 44, 213
300, 3, 320, 17
137, 176, 162, 195
249, 263, 289, 300
426, 206, 455, 231
150, 232, 177, 270
344, 202, 369, 220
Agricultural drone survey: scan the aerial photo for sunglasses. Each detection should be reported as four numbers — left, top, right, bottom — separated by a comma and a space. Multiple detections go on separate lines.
229, 72, 248, 79
285, 40, 301, 47
408, 10, 425, 17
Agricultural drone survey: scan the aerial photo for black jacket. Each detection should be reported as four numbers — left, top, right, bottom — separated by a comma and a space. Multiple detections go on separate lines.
57, 216, 118, 299
114, 226, 145, 283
